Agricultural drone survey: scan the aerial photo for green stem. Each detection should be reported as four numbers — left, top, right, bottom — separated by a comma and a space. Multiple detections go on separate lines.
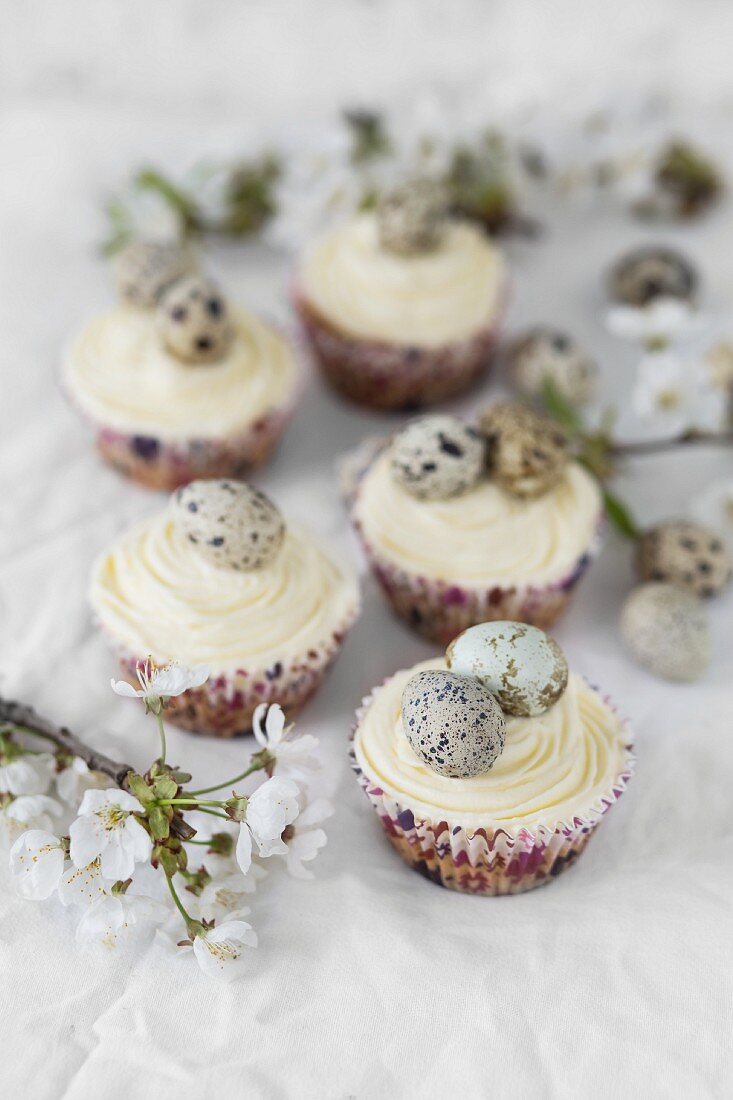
195, 807, 230, 821
155, 712, 167, 766
184, 838, 213, 845
188, 760, 265, 797
165, 872, 195, 929
161, 798, 225, 808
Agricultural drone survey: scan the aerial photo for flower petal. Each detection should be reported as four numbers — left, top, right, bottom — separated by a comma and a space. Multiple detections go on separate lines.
264, 704, 286, 746
252, 703, 268, 748
111, 679, 143, 698
9, 830, 65, 900
235, 825, 253, 876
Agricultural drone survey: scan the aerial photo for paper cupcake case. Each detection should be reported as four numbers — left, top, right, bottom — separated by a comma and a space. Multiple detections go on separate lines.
293, 290, 504, 411
106, 601, 361, 738
84, 402, 295, 492
350, 687, 634, 896
353, 522, 603, 646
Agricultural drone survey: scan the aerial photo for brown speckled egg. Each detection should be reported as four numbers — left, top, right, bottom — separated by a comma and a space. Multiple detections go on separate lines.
401, 669, 505, 778
113, 241, 198, 308
608, 246, 698, 307
509, 326, 598, 407
377, 178, 447, 256
636, 520, 731, 598
478, 402, 569, 499
158, 276, 233, 363
172, 479, 285, 571
446, 621, 568, 717
389, 415, 485, 501
620, 582, 710, 682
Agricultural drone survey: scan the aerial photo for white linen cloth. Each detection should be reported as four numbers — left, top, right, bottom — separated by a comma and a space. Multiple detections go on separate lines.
1, 4, 732, 1097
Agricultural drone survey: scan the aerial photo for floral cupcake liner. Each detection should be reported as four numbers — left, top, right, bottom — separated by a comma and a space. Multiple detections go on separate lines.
357, 531, 602, 645
342, 436, 604, 644
293, 290, 504, 411
85, 403, 295, 492
350, 685, 634, 896
106, 600, 361, 738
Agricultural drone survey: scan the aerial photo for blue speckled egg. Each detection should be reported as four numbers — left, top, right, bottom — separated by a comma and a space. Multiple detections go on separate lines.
401, 669, 505, 778
446, 621, 568, 717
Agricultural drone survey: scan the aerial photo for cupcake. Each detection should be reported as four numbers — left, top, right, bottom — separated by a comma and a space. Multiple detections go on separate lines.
64, 242, 301, 490
90, 479, 361, 736
294, 180, 507, 410
347, 405, 603, 644
352, 622, 633, 895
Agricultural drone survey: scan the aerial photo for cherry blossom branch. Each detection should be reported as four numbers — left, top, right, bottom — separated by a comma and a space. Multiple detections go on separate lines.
0, 697, 133, 789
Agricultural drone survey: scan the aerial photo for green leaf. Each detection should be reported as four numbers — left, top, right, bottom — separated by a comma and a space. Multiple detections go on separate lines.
127, 773, 156, 805
168, 769, 192, 785
602, 489, 641, 541
152, 776, 178, 801
540, 379, 583, 436
158, 847, 178, 878
148, 806, 170, 841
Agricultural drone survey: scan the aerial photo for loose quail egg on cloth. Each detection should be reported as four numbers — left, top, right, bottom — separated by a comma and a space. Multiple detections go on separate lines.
446, 621, 568, 717
620, 582, 711, 682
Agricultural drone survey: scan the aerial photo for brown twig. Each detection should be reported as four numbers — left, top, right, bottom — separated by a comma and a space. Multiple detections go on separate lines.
0, 697, 133, 789
610, 428, 733, 458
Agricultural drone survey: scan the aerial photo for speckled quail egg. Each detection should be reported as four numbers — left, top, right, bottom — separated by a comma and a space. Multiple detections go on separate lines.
158, 276, 234, 363
636, 520, 731, 599
377, 178, 447, 256
508, 326, 598, 407
113, 241, 198, 308
620, 582, 710, 682
389, 415, 485, 501
401, 669, 505, 778
607, 246, 698, 307
478, 402, 570, 499
172, 479, 285, 571
446, 621, 568, 717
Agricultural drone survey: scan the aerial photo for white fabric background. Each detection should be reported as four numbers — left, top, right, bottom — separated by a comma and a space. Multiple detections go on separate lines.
1, 3, 732, 1098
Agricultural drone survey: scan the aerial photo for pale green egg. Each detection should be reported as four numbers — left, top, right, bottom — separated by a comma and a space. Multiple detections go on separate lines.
446, 621, 568, 717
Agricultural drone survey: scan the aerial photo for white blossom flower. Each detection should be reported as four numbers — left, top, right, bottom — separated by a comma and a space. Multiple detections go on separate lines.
56, 757, 111, 806
9, 830, 66, 899
57, 858, 110, 907
279, 797, 333, 880
194, 868, 265, 921
0, 754, 54, 797
631, 351, 727, 436
192, 919, 257, 982
69, 789, 152, 881
253, 704, 320, 783
76, 892, 167, 949
111, 660, 210, 713
690, 478, 733, 555
235, 776, 300, 875
606, 299, 707, 347
1, 794, 62, 846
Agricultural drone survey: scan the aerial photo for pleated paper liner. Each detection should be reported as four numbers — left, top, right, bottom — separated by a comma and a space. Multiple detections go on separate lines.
351, 682, 634, 896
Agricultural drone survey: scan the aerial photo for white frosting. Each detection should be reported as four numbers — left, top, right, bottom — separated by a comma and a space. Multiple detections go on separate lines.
353, 452, 602, 587
65, 305, 299, 441
90, 512, 360, 671
298, 215, 505, 347
354, 659, 631, 831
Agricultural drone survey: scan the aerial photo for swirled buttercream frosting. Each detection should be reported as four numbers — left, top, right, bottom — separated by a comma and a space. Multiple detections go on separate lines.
354, 659, 631, 831
90, 513, 360, 670
298, 215, 505, 347
353, 452, 601, 586
65, 305, 299, 440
